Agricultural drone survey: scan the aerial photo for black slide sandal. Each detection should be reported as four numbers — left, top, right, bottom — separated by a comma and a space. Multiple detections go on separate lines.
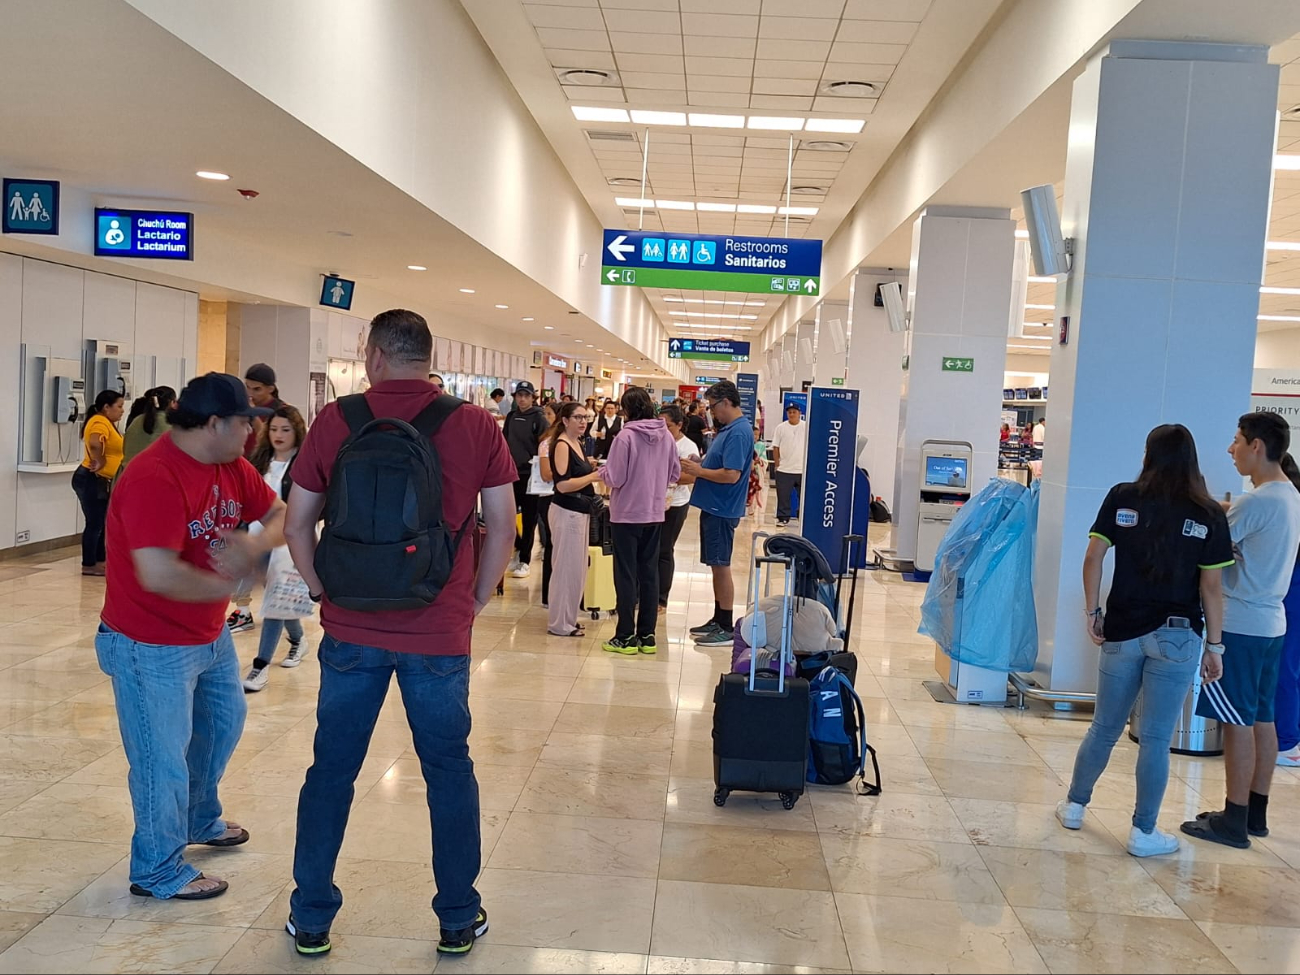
1181, 813, 1251, 849
130, 874, 229, 900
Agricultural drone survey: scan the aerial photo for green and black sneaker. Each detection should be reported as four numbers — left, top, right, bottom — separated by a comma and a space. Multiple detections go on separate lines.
602, 636, 639, 655
438, 908, 489, 955
637, 634, 657, 654
285, 914, 331, 956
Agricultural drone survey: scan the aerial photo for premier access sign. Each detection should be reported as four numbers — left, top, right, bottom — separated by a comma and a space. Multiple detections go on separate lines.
601, 229, 821, 296
668, 338, 750, 362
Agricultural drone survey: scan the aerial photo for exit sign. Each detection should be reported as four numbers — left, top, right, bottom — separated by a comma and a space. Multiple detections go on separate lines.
830, 377, 845, 386
942, 357, 974, 372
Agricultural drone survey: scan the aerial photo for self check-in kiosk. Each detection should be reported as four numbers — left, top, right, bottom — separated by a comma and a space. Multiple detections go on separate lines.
914, 440, 973, 573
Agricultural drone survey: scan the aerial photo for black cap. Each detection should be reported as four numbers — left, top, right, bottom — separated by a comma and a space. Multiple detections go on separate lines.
244, 363, 277, 386
514, 381, 536, 396
179, 373, 275, 419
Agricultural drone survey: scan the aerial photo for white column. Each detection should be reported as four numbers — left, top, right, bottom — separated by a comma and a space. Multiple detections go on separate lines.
846, 269, 908, 510
893, 207, 1016, 561
1033, 40, 1280, 694
813, 300, 849, 386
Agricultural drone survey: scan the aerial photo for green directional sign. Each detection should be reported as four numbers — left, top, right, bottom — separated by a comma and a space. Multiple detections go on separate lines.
830, 377, 845, 386
601, 265, 819, 296
942, 356, 974, 372
600, 229, 822, 296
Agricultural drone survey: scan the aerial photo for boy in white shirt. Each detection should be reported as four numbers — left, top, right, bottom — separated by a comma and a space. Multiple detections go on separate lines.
769, 404, 807, 528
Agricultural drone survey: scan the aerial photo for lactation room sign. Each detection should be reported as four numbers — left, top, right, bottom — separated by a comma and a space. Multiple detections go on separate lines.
95, 208, 193, 260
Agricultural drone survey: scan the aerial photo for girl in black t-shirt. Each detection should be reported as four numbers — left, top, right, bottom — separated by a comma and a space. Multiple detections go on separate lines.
1057, 424, 1231, 858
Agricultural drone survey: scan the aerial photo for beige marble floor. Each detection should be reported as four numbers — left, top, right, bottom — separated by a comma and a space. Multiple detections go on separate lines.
2, 518, 1300, 974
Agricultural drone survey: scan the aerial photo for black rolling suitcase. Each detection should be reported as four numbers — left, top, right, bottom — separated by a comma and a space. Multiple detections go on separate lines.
712, 552, 810, 810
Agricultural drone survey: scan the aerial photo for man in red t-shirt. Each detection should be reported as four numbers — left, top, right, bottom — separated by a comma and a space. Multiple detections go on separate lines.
281, 309, 516, 959
99, 373, 284, 902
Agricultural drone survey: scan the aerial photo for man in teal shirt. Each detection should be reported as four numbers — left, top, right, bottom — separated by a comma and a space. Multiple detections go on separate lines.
681, 380, 753, 647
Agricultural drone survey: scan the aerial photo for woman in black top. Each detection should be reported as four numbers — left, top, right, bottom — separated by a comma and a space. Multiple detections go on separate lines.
1057, 424, 1231, 857
592, 399, 622, 459
546, 402, 603, 637
683, 400, 708, 455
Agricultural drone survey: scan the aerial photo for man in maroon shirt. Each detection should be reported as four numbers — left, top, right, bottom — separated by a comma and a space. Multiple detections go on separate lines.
281, 309, 516, 958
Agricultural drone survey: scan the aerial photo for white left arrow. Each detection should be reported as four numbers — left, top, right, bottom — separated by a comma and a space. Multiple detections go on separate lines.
607, 234, 635, 262
606, 269, 619, 282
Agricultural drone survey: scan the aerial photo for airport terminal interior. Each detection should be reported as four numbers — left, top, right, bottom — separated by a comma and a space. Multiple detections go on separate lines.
3, 0, 1300, 972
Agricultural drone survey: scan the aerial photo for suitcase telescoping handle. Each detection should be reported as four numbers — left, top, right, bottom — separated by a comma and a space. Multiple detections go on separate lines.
749, 555, 795, 694
838, 534, 864, 646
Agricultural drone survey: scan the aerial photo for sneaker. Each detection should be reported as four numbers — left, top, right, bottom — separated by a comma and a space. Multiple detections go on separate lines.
694, 621, 733, 647
506, 556, 520, 573
776, 518, 789, 528
689, 619, 719, 636
1127, 825, 1179, 857
638, 634, 657, 654
241, 665, 268, 693
511, 563, 531, 579
285, 914, 331, 956
1055, 799, 1086, 830
438, 908, 489, 955
226, 609, 254, 633
1278, 745, 1300, 768
281, 641, 306, 668
603, 636, 639, 655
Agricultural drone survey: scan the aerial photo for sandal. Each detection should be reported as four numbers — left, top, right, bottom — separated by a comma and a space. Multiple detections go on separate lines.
547, 627, 585, 638
1180, 812, 1251, 849
130, 873, 228, 900
196, 822, 249, 847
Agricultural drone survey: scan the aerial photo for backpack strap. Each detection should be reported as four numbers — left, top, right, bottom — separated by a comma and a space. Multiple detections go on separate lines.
842, 678, 881, 796
409, 394, 465, 440
339, 394, 375, 436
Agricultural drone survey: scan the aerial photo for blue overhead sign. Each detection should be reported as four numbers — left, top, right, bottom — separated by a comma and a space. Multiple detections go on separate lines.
601, 229, 822, 295
667, 338, 750, 362
3, 179, 59, 235
320, 275, 355, 310
95, 208, 193, 260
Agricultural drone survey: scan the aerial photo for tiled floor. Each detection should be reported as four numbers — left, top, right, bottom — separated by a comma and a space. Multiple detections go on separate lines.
2, 516, 1300, 973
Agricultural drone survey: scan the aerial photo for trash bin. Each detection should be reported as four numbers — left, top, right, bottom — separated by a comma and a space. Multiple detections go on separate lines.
1127, 672, 1223, 757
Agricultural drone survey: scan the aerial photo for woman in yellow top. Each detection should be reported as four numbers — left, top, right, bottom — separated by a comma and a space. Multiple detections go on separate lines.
71, 389, 125, 576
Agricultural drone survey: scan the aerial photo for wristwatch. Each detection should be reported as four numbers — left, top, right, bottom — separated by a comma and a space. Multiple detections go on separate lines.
1205, 642, 1225, 655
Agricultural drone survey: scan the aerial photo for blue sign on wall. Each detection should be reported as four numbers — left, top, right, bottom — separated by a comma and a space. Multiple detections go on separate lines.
94, 208, 193, 260
782, 391, 808, 416
736, 372, 758, 434
320, 275, 355, 311
602, 229, 822, 295
3, 179, 59, 235
803, 386, 860, 571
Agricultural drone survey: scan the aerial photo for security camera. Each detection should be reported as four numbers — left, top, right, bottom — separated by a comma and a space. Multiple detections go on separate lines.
237, 188, 260, 200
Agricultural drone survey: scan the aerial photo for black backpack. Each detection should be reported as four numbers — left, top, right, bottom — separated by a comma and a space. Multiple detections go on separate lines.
314, 394, 469, 612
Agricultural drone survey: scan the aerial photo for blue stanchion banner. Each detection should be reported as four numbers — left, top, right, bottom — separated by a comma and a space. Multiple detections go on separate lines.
736, 372, 758, 433
803, 386, 860, 571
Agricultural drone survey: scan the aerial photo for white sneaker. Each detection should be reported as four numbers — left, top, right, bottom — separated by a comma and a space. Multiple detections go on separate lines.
281, 642, 305, 668
1055, 799, 1086, 830
506, 557, 520, 573
1277, 745, 1300, 768
511, 563, 531, 579
242, 665, 268, 693
1127, 825, 1179, 857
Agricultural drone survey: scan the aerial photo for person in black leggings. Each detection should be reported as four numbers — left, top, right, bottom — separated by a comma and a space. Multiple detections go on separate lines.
656, 404, 697, 608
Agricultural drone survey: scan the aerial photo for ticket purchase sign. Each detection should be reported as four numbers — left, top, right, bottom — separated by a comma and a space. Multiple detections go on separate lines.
601, 229, 821, 295
804, 386, 859, 571
94, 208, 194, 260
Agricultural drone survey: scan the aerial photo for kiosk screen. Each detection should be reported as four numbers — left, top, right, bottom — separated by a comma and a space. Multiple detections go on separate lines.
924, 455, 968, 490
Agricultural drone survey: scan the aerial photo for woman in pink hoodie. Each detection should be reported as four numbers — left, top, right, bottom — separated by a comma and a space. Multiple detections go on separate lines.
599, 387, 681, 655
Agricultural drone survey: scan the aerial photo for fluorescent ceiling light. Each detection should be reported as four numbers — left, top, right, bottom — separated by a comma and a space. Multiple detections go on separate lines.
407, 265, 427, 271
196, 171, 229, 181
696, 202, 737, 212
1024, 304, 1055, 310
1008, 343, 1051, 350
615, 197, 654, 207
777, 206, 818, 216
459, 288, 475, 294
738, 204, 778, 214
803, 118, 865, 134
669, 311, 758, 320
663, 297, 764, 306
655, 199, 695, 210
543, 325, 554, 330
572, 106, 630, 123
689, 113, 745, 128
1027, 275, 1057, 283
1262, 286, 1300, 295
674, 323, 752, 331
747, 116, 805, 131
1267, 241, 1300, 251
1260, 315, 1300, 322
1275, 154, 1300, 171
631, 110, 686, 126
1014, 229, 1029, 239
1016, 334, 1053, 341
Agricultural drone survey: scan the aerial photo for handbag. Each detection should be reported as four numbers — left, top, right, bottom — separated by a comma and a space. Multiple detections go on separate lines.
526, 455, 554, 496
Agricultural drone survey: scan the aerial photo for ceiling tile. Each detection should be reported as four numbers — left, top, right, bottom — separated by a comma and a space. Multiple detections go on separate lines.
525, 4, 607, 30
609, 31, 683, 54
843, 0, 932, 21
692, 134, 747, 147
755, 38, 832, 61
811, 95, 877, 112
623, 87, 686, 103
602, 9, 680, 32
684, 34, 758, 59
823, 61, 896, 83
682, 12, 760, 37
753, 78, 819, 96
546, 47, 618, 69
762, 0, 850, 14
746, 137, 793, 149
689, 75, 752, 93
620, 71, 686, 90
689, 91, 751, 107
757, 17, 839, 41
654, 132, 693, 144
682, 0, 760, 11
524, 0, 599, 5
563, 85, 627, 102
535, 27, 611, 51
753, 58, 826, 80
599, 0, 678, 9
830, 41, 909, 64
685, 55, 754, 77
835, 19, 920, 44
614, 52, 686, 73
749, 94, 815, 109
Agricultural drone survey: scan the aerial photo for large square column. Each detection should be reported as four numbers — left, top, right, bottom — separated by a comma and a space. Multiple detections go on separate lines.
846, 269, 908, 509
1033, 40, 1279, 694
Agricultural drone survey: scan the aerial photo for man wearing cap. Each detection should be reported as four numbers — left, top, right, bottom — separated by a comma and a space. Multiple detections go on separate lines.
98, 373, 287, 901
503, 381, 548, 578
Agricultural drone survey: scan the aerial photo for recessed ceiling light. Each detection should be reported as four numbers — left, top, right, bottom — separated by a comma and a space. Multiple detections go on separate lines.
587, 343, 595, 347
822, 80, 878, 98
748, 116, 805, 131
1260, 314, 1300, 322
737, 204, 778, 214
696, 202, 737, 212
495, 304, 509, 309
522, 317, 535, 322
1262, 286, 1300, 295
560, 68, 613, 86
575, 339, 583, 343
615, 196, 654, 207
1275, 154, 1300, 171
196, 171, 229, 180
1025, 304, 1055, 310
544, 325, 555, 330
1027, 276, 1057, 283
803, 118, 865, 134
572, 106, 631, 123
778, 206, 818, 216
673, 323, 753, 331
663, 297, 765, 307
802, 140, 852, 151
656, 199, 695, 210
608, 177, 644, 187
459, 288, 475, 293
407, 265, 427, 271
688, 113, 745, 128
1267, 241, 1300, 251
670, 311, 758, 320
631, 110, 686, 126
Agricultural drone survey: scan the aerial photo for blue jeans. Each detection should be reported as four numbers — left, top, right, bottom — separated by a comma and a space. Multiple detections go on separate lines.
290, 637, 480, 931
255, 618, 304, 665
1067, 625, 1201, 832
94, 623, 246, 897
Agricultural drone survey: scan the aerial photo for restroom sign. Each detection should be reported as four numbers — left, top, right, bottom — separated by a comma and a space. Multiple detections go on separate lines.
3, 179, 59, 235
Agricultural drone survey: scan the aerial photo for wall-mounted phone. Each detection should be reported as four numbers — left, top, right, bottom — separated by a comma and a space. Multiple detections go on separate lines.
53, 376, 85, 424
85, 339, 132, 401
